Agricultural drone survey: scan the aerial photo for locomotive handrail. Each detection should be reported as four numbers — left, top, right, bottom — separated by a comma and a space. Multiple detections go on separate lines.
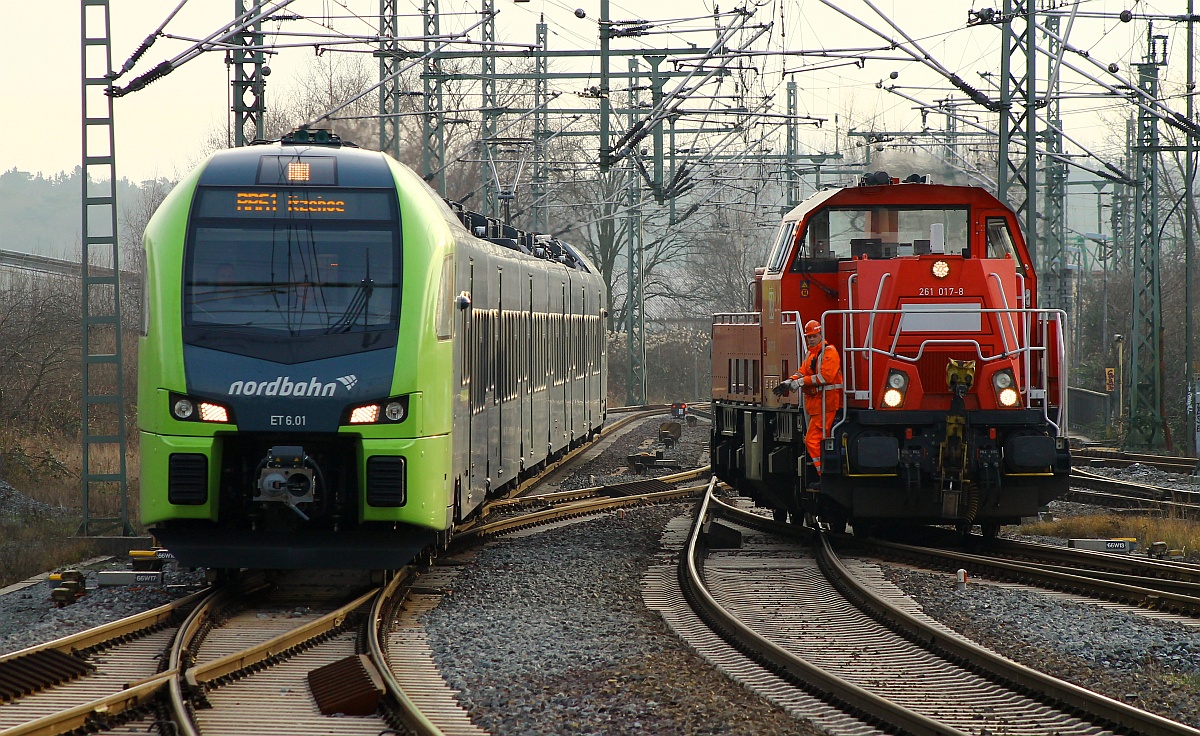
712, 312, 761, 324
820, 305, 1068, 439
985, 272, 1019, 356
781, 311, 803, 398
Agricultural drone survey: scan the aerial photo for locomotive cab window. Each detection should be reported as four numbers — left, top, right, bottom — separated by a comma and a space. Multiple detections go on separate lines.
765, 222, 797, 273
985, 217, 1027, 275
791, 206, 969, 271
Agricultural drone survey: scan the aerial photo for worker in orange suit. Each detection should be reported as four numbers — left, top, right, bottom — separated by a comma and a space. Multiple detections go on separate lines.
772, 319, 843, 486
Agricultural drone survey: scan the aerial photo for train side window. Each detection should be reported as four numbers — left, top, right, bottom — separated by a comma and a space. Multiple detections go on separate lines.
436, 255, 453, 340
985, 218, 1026, 275
766, 222, 797, 273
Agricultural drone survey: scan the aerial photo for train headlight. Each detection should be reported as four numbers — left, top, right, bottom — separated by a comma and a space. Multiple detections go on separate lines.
931, 260, 950, 279
384, 401, 406, 422
882, 369, 908, 408
999, 387, 1020, 407
342, 395, 410, 426
992, 369, 1019, 407
169, 393, 234, 424
198, 402, 230, 423
350, 405, 380, 424
992, 371, 1013, 390
172, 399, 195, 420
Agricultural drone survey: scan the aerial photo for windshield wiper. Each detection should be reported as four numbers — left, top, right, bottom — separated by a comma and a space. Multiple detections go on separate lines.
326, 277, 374, 334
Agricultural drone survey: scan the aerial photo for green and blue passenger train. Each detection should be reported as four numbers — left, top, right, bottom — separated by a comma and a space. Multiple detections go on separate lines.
139, 131, 607, 568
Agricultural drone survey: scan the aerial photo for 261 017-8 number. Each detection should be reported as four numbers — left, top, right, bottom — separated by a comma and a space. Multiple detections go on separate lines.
917, 287, 965, 296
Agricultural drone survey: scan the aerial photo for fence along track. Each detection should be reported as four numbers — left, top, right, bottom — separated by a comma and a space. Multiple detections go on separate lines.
682, 484, 1200, 736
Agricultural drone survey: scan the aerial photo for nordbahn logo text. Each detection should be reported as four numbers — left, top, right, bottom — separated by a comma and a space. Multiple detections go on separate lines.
227, 375, 357, 397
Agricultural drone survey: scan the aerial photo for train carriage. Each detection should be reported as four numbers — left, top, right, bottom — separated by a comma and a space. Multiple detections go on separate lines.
711, 172, 1071, 536
139, 130, 606, 569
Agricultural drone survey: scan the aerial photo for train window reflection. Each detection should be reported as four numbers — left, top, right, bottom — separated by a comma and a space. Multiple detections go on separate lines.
185, 226, 400, 336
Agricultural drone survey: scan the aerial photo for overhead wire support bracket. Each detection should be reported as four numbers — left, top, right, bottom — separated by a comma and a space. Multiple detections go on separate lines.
109, 0, 299, 97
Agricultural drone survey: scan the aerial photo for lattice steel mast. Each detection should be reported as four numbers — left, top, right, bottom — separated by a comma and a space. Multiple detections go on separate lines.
422, 0, 446, 194
626, 57, 646, 406
231, 0, 266, 146
1127, 26, 1170, 448
997, 0, 1039, 280
379, 0, 401, 157
80, 0, 132, 537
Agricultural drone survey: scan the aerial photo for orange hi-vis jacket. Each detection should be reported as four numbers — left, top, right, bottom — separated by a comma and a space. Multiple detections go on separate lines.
790, 340, 843, 415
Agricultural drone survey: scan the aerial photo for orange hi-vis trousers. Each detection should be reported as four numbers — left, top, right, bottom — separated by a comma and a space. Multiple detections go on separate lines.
806, 409, 836, 474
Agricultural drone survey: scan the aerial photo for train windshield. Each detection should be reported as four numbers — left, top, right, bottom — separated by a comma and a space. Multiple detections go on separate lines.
792, 206, 969, 264
184, 187, 401, 341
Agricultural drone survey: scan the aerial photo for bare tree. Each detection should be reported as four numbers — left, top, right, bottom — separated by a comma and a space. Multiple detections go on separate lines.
0, 272, 81, 427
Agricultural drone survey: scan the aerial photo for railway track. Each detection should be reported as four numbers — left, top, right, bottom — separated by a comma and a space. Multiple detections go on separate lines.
1075, 447, 1200, 476
0, 408, 711, 736
671, 481, 1200, 735
0, 589, 209, 734
1067, 467, 1200, 518
846, 531, 1200, 617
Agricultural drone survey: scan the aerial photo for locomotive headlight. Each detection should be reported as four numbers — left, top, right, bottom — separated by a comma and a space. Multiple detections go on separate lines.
384, 401, 406, 422
172, 399, 195, 420
992, 369, 1019, 407
931, 260, 950, 279
882, 369, 908, 408
998, 387, 1020, 407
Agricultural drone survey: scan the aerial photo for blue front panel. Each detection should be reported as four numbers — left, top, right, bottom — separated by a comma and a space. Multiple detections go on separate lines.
184, 345, 396, 432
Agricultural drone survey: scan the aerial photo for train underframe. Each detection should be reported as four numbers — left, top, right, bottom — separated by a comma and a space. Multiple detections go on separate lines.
149, 425, 602, 570
711, 402, 1071, 535
149, 431, 438, 570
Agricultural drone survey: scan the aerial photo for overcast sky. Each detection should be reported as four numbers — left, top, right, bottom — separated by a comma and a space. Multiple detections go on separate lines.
0, 0, 1180, 183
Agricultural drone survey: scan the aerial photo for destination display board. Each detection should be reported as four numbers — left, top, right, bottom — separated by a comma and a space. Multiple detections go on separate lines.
195, 187, 395, 220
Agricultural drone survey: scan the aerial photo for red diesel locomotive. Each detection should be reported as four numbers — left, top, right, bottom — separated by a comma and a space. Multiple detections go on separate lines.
711, 172, 1071, 536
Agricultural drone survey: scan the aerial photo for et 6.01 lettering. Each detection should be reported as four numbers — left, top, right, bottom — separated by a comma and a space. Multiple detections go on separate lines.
270, 415, 307, 427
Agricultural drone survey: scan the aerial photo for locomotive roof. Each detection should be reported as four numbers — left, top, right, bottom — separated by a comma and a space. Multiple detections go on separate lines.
780, 183, 1011, 223
198, 141, 396, 188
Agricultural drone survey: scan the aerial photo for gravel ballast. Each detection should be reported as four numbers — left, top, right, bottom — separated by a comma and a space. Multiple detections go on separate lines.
881, 564, 1200, 728
424, 507, 821, 736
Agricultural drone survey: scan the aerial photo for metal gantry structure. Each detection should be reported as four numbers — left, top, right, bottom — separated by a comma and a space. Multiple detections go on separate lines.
393, 0, 801, 405
77, 1, 1200, 527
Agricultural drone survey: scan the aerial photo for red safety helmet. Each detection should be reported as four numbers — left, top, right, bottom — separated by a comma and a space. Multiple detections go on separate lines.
803, 319, 822, 336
